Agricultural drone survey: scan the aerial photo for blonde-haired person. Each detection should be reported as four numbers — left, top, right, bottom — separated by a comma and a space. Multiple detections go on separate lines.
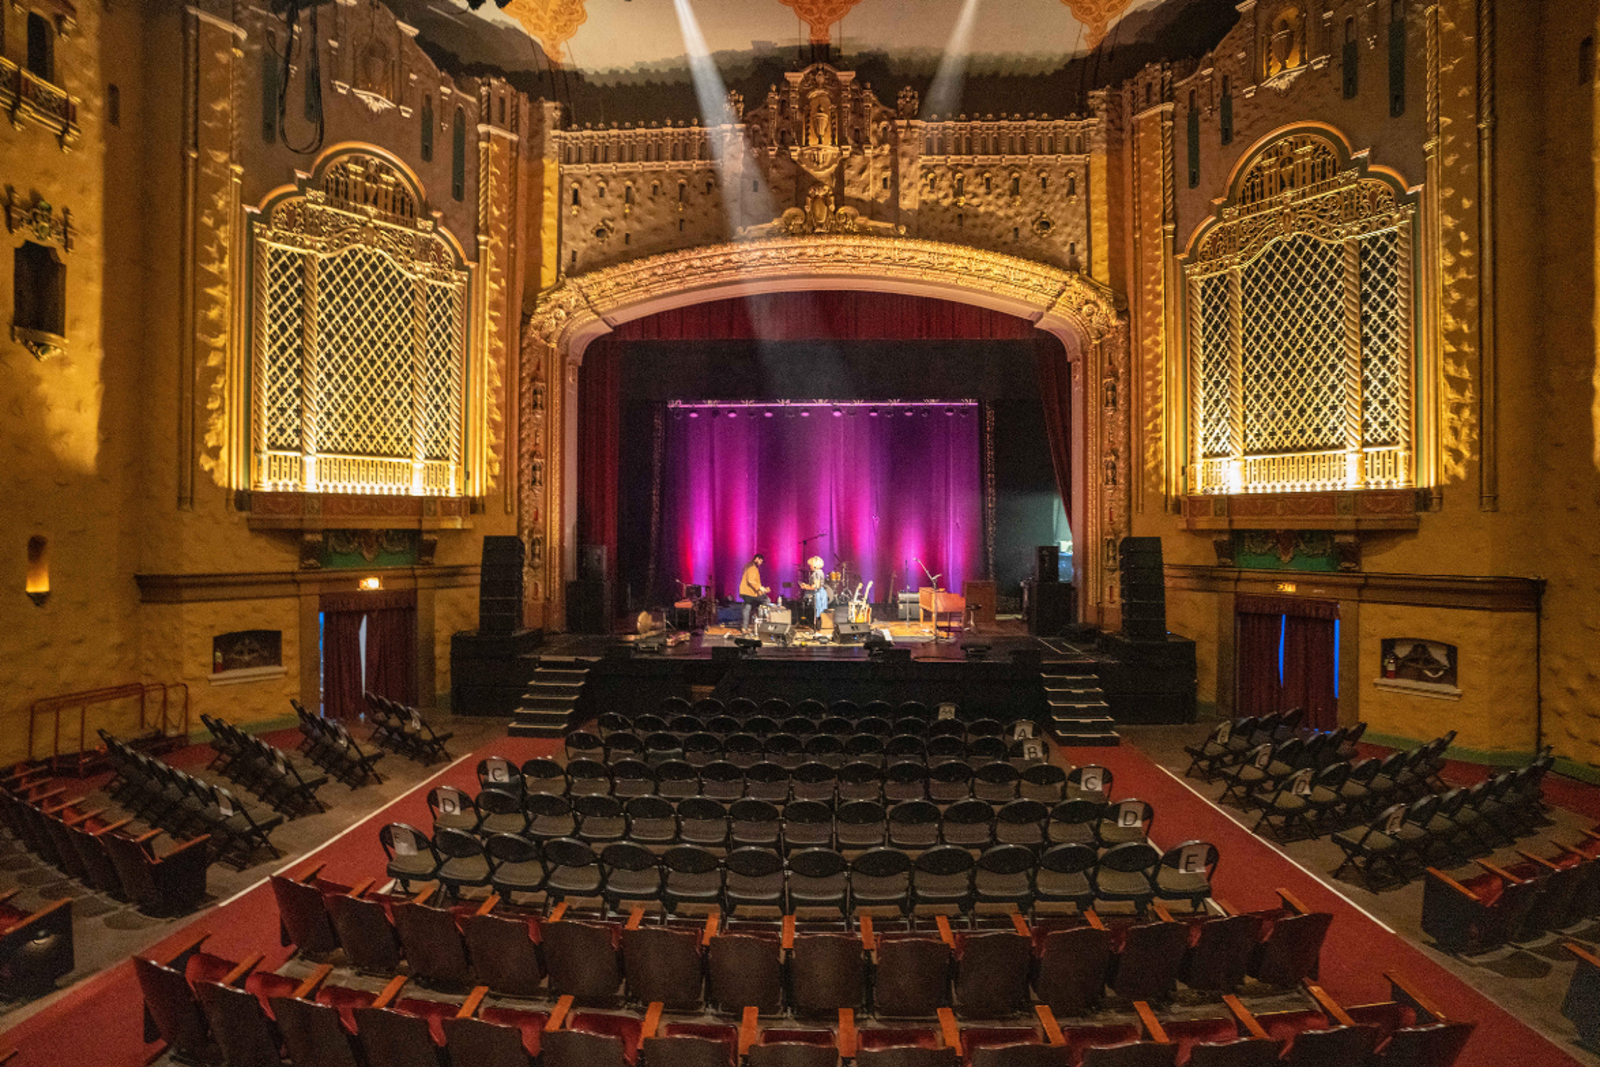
800, 554, 830, 627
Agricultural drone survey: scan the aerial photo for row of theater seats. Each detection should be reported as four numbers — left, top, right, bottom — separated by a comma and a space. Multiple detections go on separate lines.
1331, 755, 1554, 889
149, 884, 1467, 1067
1, 757, 214, 918
99, 732, 284, 867
1423, 824, 1600, 954
423, 791, 1152, 855
473, 755, 1102, 807
360, 693, 456, 764
576, 719, 1048, 764
650, 697, 960, 722
380, 828, 1215, 916
271, 863, 1330, 1011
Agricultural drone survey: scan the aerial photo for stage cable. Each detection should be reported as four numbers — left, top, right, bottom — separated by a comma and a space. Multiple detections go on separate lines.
276, 0, 326, 155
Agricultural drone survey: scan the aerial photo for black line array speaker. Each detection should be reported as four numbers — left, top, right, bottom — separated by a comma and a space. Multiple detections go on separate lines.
566, 579, 611, 634
1035, 545, 1061, 582
479, 536, 525, 634
1118, 536, 1167, 641
580, 544, 608, 582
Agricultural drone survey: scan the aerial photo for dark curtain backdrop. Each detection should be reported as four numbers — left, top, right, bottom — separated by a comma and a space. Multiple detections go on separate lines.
321, 609, 366, 721
578, 336, 622, 581
1235, 610, 1285, 718
1036, 333, 1074, 527
365, 605, 418, 707
1282, 615, 1339, 730
661, 403, 982, 602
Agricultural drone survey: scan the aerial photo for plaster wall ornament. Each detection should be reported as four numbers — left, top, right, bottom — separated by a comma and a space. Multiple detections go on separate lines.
1058, 0, 1135, 49
775, 0, 868, 45
503, 0, 588, 65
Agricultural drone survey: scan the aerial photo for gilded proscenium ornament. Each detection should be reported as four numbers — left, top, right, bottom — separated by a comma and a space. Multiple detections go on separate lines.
775, 0, 868, 45
503, 0, 588, 65
1059, 0, 1134, 49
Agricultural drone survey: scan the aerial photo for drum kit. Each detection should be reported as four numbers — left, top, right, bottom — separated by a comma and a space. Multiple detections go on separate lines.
797, 561, 873, 629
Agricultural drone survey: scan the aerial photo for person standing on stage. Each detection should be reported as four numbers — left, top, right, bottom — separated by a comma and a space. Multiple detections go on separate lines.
739, 553, 769, 632
800, 555, 830, 628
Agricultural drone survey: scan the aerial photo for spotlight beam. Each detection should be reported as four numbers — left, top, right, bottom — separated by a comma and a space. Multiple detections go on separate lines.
924, 0, 982, 118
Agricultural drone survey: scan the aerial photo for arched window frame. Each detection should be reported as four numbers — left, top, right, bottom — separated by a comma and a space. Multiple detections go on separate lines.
248, 150, 473, 498
1180, 129, 1419, 496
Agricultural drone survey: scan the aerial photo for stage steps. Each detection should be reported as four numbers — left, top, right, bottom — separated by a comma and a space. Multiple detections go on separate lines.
509, 657, 597, 737
1044, 667, 1119, 746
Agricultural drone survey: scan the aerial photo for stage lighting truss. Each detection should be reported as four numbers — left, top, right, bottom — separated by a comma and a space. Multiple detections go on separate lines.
1183, 132, 1415, 497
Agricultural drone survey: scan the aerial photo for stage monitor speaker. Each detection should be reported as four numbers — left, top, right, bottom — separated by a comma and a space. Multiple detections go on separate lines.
1036, 545, 1060, 582
758, 622, 791, 642
1118, 536, 1167, 641
834, 621, 872, 643
579, 544, 608, 582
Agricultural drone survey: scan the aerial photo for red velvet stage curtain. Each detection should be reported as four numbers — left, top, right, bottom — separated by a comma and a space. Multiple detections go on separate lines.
608, 290, 1039, 342
578, 335, 622, 582
1235, 610, 1284, 717
321, 608, 366, 721
1035, 333, 1074, 525
1282, 614, 1338, 730
365, 603, 418, 707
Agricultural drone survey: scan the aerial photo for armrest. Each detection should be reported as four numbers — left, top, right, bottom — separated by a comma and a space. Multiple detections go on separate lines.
780, 914, 794, 950
42, 798, 86, 815
1424, 868, 1481, 903
626, 906, 645, 931
545, 994, 574, 1032
1084, 910, 1107, 931
838, 1009, 856, 1058
292, 963, 333, 999
159, 834, 213, 861
0, 890, 19, 908
132, 829, 163, 845
1010, 913, 1030, 938
151, 930, 213, 968
1, 897, 71, 936
547, 902, 568, 923
457, 987, 488, 1019
1152, 904, 1176, 923
63, 808, 104, 827
703, 910, 720, 947
410, 883, 439, 906
1035, 1004, 1065, 1045
92, 818, 134, 836
476, 895, 501, 917
1223, 995, 1271, 1041
371, 975, 408, 1010
642, 1002, 663, 1040
1563, 941, 1600, 969
740, 1006, 760, 1056
348, 878, 377, 899
1304, 983, 1356, 1027
1134, 1002, 1169, 1043
222, 953, 266, 987
1516, 850, 1561, 872
934, 915, 956, 947
30, 787, 67, 804
295, 863, 327, 884
1275, 888, 1312, 915
938, 1008, 962, 1056
1383, 972, 1449, 1024
1475, 860, 1524, 884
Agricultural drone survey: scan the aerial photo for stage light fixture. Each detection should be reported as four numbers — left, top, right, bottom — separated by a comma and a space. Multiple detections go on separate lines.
832, 408, 842, 417
800, 410, 811, 417
945, 408, 954, 416
727, 410, 737, 418
869, 408, 878, 416
764, 410, 774, 417
688, 411, 699, 418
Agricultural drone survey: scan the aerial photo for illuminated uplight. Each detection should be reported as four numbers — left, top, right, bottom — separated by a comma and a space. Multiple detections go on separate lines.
359, 576, 383, 591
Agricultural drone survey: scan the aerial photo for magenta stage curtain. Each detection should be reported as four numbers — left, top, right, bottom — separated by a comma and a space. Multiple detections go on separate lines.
659, 402, 981, 602
1235, 610, 1284, 717
322, 609, 366, 721
1282, 614, 1338, 730
365, 604, 418, 707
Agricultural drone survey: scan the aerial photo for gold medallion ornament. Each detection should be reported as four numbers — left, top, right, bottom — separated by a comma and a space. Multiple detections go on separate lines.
774, 0, 868, 45
502, 0, 589, 65
1058, 0, 1134, 49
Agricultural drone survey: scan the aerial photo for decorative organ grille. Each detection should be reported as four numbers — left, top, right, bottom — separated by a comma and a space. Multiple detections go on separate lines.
251, 154, 468, 497
1185, 133, 1415, 495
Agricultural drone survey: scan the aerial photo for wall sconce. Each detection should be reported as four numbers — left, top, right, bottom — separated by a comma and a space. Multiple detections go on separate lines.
358, 576, 383, 591
25, 535, 48, 606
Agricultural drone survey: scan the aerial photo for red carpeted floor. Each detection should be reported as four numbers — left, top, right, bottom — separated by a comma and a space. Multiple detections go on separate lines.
0, 733, 1585, 1066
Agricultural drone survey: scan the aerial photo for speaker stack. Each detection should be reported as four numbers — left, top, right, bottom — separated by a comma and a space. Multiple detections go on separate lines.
1035, 544, 1061, 582
833, 621, 872, 643
479, 536, 525, 634
1118, 536, 1167, 641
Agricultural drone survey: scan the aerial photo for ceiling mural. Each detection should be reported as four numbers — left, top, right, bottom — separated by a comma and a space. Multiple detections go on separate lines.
391, 0, 1236, 122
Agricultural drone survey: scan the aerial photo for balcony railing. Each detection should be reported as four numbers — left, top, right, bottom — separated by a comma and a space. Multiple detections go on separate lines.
258, 450, 461, 497
1194, 447, 1411, 495
1, 58, 79, 149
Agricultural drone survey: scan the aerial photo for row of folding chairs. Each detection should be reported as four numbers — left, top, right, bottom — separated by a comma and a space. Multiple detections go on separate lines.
98, 732, 284, 865
654, 696, 950, 723
135, 716, 326, 819
277, 704, 385, 786
588, 715, 1042, 749
1422, 825, 1600, 954
568, 730, 1050, 772
276, 863, 1332, 1012
382, 818, 1211, 917
144, 924, 1469, 1067
364, 692, 455, 763
1330, 754, 1554, 887
1205, 728, 1376, 807
481, 756, 1106, 807
429, 791, 1154, 856
1181, 709, 1316, 777
0, 765, 210, 919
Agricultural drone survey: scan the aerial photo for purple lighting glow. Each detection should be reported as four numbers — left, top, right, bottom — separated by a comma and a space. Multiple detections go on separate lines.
661, 401, 981, 602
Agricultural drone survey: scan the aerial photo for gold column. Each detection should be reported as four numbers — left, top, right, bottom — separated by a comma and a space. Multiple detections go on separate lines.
1476, 0, 1498, 510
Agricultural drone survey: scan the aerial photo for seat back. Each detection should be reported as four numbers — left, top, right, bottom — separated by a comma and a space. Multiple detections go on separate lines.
272, 995, 364, 1067
622, 925, 704, 1010
708, 933, 783, 1014
393, 900, 472, 985
464, 911, 545, 997
134, 954, 215, 1064
872, 936, 951, 1017
1037, 925, 1112, 1014
954, 931, 1031, 1017
790, 933, 865, 1015
542, 918, 623, 1004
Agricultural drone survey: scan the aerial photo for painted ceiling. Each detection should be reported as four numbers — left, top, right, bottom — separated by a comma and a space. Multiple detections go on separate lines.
391, 0, 1237, 122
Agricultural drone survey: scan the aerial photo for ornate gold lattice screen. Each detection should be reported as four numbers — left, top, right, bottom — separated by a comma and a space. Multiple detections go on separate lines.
251, 154, 469, 496
1184, 133, 1415, 495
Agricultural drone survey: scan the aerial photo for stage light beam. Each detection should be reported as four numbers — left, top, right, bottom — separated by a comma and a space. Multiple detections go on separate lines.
924, 0, 982, 119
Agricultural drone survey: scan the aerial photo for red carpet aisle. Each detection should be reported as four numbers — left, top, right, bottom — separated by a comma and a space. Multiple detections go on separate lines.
0, 736, 560, 1066
1077, 743, 1586, 1067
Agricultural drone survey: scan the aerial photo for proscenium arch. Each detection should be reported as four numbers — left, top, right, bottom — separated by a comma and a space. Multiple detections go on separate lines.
524, 235, 1130, 629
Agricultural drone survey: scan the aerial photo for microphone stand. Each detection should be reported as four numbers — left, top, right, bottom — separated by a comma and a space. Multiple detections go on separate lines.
915, 558, 946, 642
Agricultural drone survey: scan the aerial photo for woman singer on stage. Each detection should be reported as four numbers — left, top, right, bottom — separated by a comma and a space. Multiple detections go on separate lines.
800, 555, 830, 628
